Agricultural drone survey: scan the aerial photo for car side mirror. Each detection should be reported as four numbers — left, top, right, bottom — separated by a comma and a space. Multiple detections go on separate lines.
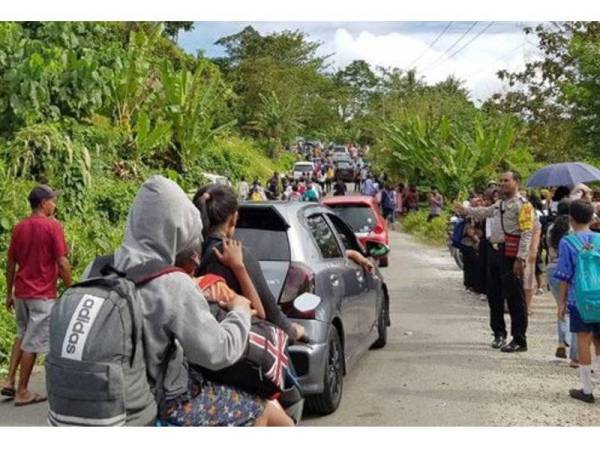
366, 241, 390, 257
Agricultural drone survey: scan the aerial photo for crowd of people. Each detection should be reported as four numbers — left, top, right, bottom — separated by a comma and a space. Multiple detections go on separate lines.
453, 171, 600, 403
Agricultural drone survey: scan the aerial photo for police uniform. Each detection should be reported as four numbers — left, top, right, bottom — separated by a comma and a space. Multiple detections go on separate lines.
464, 195, 535, 348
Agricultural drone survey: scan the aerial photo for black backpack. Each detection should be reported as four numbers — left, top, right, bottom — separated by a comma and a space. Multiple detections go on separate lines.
191, 304, 290, 399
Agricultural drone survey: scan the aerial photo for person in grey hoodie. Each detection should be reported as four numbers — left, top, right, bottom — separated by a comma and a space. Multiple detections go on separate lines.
106, 175, 291, 426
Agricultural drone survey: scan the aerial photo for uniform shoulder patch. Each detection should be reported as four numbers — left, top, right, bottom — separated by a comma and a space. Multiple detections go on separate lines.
519, 202, 534, 231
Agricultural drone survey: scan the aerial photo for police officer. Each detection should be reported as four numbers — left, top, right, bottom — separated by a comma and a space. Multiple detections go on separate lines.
454, 171, 535, 352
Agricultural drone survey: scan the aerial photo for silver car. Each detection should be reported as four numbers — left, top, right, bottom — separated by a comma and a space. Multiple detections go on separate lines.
235, 202, 391, 415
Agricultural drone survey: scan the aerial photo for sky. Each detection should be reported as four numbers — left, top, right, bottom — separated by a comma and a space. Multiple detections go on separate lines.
179, 21, 543, 103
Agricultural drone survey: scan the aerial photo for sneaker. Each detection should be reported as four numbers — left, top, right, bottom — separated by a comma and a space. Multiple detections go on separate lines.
555, 347, 567, 359
501, 340, 528, 353
569, 389, 595, 404
491, 336, 507, 349
479, 294, 488, 302
535, 288, 544, 296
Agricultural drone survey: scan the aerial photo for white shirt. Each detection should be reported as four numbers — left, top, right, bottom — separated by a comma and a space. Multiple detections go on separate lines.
238, 181, 249, 198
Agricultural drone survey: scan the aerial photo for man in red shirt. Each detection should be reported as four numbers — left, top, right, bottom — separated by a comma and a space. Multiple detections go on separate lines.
1, 185, 72, 406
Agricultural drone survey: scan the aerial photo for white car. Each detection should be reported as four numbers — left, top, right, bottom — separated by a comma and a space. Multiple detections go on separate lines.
292, 161, 315, 180
202, 172, 230, 186
332, 145, 348, 155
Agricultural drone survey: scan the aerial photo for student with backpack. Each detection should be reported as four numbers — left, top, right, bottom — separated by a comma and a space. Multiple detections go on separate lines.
554, 199, 600, 403
46, 176, 288, 426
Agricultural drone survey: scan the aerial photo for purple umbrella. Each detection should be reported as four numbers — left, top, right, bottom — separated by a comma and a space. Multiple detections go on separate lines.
526, 162, 600, 188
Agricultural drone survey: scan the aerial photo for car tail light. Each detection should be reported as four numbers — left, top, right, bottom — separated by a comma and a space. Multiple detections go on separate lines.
280, 261, 316, 318
373, 224, 384, 234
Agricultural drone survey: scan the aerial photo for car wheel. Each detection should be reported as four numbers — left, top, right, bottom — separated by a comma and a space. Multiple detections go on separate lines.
306, 326, 344, 415
379, 255, 389, 267
371, 295, 388, 349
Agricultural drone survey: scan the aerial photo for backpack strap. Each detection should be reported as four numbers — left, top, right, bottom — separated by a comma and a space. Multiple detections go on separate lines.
88, 254, 116, 278
83, 256, 186, 369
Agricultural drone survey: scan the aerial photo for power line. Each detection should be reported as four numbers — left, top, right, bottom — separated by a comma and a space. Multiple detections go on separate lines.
445, 21, 495, 61
408, 22, 454, 68
425, 21, 479, 70
426, 21, 495, 74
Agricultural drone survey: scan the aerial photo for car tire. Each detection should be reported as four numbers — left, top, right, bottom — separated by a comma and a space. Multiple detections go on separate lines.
306, 326, 344, 415
379, 255, 389, 267
371, 295, 388, 349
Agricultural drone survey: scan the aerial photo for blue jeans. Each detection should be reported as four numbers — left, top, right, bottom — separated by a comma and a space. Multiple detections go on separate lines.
547, 263, 578, 360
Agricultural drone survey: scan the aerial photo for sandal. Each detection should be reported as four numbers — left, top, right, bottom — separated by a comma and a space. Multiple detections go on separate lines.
0, 386, 15, 398
14, 393, 47, 407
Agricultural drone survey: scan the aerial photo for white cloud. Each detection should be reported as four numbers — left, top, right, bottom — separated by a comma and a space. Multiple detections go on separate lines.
320, 27, 538, 103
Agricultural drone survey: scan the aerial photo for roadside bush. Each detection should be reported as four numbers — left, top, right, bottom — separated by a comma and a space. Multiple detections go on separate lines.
400, 209, 448, 246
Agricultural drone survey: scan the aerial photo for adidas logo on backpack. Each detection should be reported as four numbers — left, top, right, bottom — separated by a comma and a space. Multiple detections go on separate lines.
46, 256, 183, 426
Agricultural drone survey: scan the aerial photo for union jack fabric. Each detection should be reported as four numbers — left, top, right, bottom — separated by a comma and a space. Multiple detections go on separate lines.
248, 325, 289, 390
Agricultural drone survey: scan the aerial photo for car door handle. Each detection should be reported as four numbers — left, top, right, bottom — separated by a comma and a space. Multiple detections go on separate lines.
330, 274, 340, 287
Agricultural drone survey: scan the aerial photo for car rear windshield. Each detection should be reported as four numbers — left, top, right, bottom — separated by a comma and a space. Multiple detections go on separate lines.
235, 206, 291, 261
294, 163, 313, 172
329, 205, 376, 233
234, 229, 291, 261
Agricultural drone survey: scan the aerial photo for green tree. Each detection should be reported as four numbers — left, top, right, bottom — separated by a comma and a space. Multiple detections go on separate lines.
214, 26, 332, 136
489, 22, 600, 160
164, 21, 194, 42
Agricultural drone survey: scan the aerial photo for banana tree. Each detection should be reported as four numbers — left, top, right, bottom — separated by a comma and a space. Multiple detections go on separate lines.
383, 115, 521, 199
109, 24, 163, 131
160, 59, 235, 172
251, 91, 302, 158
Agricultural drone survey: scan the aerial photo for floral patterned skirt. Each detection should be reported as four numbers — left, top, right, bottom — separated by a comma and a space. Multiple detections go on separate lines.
158, 378, 266, 427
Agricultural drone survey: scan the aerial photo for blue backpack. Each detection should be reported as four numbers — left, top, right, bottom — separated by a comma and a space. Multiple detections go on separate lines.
451, 218, 466, 250
566, 233, 600, 323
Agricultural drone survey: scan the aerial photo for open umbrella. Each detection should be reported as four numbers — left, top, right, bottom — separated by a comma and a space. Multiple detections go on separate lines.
526, 162, 600, 188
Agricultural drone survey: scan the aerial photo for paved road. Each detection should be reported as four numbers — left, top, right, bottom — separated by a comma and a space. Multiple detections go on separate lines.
1, 230, 597, 426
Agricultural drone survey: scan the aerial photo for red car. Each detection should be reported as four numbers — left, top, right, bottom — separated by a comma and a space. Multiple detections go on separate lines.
321, 195, 390, 267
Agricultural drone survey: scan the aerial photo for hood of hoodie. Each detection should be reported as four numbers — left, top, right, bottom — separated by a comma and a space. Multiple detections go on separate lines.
114, 175, 203, 271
